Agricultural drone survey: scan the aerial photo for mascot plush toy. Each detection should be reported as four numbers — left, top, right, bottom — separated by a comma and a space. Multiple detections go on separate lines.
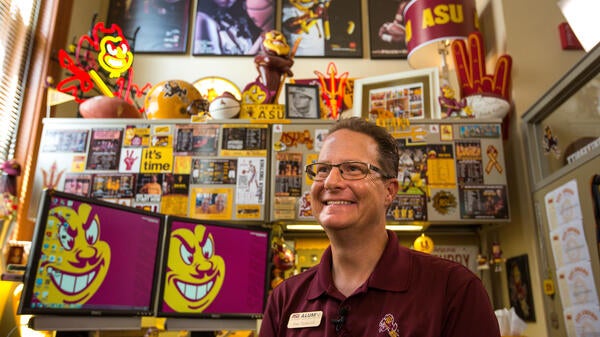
244, 30, 294, 104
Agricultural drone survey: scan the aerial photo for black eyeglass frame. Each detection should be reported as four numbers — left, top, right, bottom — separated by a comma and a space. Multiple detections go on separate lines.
304, 161, 396, 181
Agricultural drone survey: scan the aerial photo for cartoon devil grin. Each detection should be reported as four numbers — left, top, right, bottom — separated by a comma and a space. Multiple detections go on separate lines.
172, 266, 222, 309
165, 225, 225, 312
45, 261, 103, 301
38, 203, 111, 306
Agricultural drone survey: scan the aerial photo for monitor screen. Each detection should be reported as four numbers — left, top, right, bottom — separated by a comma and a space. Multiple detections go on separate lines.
157, 216, 270, 318
18, 189, 166, 316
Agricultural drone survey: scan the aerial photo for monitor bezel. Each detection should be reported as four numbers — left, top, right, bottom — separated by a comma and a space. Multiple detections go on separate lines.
156, 215, 272, 319
18, 189, 167, 317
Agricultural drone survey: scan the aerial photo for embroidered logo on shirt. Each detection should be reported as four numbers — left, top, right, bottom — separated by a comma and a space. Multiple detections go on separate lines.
378, 313, 399, 337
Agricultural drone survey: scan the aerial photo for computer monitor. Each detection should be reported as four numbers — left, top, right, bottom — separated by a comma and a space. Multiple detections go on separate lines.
157, 216, 271, 318
18, 189, 166, 316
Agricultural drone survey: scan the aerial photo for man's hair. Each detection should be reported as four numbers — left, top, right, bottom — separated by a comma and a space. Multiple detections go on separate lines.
328, 117, 399, 178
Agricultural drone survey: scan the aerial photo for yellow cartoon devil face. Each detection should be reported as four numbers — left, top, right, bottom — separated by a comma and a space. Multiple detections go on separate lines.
40, 204, 111, 305
262, 30, 290, 56
98, 35, 133, 78
165, 225, 225, 312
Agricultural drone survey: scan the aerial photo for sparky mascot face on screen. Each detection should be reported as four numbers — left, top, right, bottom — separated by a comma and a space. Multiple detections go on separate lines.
41, 204, 111, 305
165, 225, 225, 312
98, 35, 133, 79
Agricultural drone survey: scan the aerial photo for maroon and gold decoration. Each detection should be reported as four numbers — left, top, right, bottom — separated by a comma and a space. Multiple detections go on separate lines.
404, 0, 478, 69
269, 224, 295, 291
294, 62, 350, 120
246, 30, 296, 104
413, 233, 434, 254
403, 0, 482, 119
451, 31, 513, 120
241, 30, 300, 121
490, 241, 505, 272
144, 80, 207, 119
55, 17, 152, 116
272, 235, 295, 271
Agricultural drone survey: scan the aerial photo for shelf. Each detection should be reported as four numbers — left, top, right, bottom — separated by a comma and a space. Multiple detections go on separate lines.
164, 318, 259, 331
28, 316, 142, 331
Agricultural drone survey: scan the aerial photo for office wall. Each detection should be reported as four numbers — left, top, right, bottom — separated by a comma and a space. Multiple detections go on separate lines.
62, 1, 589, 336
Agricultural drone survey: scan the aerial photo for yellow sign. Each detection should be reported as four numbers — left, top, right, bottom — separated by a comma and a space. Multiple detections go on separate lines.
47, 87, 75, 106
240, 104, 288, 122
141, 147, 173, 173
236, 205, 261, 219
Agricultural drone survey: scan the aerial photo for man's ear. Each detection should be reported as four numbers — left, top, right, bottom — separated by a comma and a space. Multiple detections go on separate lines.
384, 178, 399, 207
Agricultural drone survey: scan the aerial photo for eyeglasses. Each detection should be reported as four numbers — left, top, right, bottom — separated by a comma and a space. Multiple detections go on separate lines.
305, 161, 394, 181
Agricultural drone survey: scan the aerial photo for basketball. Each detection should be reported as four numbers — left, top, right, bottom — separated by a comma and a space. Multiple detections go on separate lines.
209, 92, 241, 119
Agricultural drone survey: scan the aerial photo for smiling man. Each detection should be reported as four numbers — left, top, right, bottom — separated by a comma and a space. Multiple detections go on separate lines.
259, 117, 500, 337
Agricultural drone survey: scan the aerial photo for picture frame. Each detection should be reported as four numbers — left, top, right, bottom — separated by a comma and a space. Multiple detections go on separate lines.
506, 254, 536, 322
280, 0, 362, 58
352, 68, 441, 120
106, 0, 192, 54
367, 0, 408, 59
285, 84, 320, 119
192, 0, 276, 56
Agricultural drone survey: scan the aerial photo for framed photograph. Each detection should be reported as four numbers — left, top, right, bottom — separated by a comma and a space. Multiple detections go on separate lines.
192, 0, 276, 55
368, 0, 409, 59
6, 245, 24, 265
285, 84, 320, 119
280, 0, 362, 58
352, 68, 440, 120
107, 0, 191, 54
506, 254, 536, 322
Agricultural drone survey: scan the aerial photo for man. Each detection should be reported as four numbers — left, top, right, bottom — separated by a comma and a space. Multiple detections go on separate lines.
259, 117, 500, 337
210, 193, 226, 213
139, 174, 162, 195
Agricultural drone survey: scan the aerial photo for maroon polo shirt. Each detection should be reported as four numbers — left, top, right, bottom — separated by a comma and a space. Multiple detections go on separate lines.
259, 231, 500, 337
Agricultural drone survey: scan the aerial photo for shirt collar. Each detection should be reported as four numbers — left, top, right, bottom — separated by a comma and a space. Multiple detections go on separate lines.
306, 230, 411, 300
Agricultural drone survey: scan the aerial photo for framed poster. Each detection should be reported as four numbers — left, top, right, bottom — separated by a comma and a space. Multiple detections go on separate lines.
506, 254, 536, 322
107, 0, 191, 53
285, 84, 320, 119
368, 0, 409, 59
353, 68, 441, 120
192, 0, 276, 55
280, 0, 362, 58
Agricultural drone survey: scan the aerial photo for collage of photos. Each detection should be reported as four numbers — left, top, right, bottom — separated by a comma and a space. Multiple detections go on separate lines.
34, 123, 268, 221
32, 120, 509, 224
368, 83, 424, 119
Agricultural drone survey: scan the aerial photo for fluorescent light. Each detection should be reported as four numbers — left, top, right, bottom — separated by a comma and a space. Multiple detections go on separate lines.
558, 0, 600, 51
285, 224, 424, 232
286, 224, 323, 231
385, 225, 424, 231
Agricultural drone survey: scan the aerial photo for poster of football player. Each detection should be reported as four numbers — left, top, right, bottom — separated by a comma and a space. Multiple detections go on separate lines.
107, 0, 191, 53
281, 0, 362, 57
192, 0, 275, 55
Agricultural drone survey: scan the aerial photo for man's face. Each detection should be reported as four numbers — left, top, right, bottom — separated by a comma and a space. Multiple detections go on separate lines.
310, 129, 398, 232
201, 198, 210, 210
215, 195, 225, 211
